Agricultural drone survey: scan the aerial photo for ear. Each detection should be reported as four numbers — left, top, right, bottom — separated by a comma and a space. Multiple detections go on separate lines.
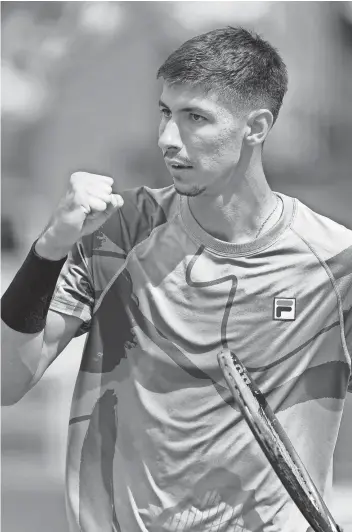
244, 109, 274, 146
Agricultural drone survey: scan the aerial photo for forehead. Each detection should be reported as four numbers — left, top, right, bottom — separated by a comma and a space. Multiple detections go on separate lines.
160, 82, 237, 117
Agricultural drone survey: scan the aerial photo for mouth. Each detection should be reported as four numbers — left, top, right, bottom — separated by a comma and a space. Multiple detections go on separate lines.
169, 163, 193, 170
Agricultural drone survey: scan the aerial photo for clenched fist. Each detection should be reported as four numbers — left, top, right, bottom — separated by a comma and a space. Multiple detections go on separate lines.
35, 172, 124, 260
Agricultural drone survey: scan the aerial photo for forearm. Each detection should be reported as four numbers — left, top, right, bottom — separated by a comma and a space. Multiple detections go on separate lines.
1, 241, 67, 405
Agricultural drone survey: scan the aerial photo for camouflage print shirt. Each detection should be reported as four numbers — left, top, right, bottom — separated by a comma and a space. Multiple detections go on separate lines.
49, 185, 352, 532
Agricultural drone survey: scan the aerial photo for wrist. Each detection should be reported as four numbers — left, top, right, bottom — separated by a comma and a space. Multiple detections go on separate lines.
35, 232, 71, 261
1, 240, 67, 334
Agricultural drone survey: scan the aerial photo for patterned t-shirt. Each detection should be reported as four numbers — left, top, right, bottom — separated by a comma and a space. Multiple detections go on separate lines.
49, 185, 352, 532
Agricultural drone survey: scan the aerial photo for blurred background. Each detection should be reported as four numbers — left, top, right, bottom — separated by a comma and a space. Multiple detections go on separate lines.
1, 1, 352, 531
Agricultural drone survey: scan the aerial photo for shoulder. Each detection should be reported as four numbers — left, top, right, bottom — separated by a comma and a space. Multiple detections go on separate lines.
290, 196, 352, 262
120, 184, 179, 222
83, 185, 179, 257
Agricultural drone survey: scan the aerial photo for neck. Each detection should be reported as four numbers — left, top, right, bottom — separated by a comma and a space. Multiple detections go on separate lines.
188, 157, 280, 245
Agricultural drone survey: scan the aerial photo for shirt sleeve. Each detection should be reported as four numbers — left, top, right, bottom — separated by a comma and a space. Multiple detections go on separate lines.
48, 186, 171, 337
49, 240, 94, 337
344, 285, 352, 349
343, 280, 352, 389
334, 260, 352, 392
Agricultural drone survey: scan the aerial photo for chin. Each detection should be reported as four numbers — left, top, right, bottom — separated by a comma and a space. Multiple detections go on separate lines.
174, 182, 207, 197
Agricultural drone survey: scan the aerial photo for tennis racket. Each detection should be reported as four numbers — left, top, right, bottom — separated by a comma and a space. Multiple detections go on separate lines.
217, 349, 343, 532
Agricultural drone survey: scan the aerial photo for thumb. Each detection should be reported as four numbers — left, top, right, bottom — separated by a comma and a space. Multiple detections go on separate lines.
87, 194, 124, 221
102, 194, 124, 220
110, 193, 124, 210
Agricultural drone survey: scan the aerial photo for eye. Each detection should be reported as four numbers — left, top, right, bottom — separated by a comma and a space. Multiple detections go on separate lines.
160, 107, 171, 118
190, 113, 206, 123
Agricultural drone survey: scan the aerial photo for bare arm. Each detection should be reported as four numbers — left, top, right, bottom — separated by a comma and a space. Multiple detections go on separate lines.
1, 310, 83, 406
1, 171, 124, 406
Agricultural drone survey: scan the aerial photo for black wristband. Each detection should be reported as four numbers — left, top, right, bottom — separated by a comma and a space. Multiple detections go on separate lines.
1, 241, 67, 333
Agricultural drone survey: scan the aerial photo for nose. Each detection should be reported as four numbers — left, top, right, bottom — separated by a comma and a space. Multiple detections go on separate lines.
158, 119, 183, 152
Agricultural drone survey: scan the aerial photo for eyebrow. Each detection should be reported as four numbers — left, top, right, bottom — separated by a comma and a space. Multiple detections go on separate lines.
158, 99, 211, 116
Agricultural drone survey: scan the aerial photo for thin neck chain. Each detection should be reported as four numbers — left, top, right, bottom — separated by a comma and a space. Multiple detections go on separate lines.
255, 195, 280, 239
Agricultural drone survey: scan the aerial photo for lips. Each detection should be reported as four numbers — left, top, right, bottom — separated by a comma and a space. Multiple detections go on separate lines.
171, 164, 192, 169
166, 161, 193, 169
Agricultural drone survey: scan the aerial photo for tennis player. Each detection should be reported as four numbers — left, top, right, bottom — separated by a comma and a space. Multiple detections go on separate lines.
2, 27, 351, 532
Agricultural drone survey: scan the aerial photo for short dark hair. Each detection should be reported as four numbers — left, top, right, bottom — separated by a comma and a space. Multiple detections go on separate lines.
157, 27, 288, 123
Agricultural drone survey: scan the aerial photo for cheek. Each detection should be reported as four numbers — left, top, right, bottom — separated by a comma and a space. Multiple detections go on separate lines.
198, 131, 242, 167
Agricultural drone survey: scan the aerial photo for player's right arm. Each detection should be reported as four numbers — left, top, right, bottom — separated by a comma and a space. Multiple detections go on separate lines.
1, 311, 83, 405
1, 172, 124, 406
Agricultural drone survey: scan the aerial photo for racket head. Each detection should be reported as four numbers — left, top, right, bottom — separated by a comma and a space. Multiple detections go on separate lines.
217, 349, 342, 532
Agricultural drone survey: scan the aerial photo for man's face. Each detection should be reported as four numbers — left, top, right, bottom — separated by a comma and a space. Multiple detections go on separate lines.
158, 83, 248, 197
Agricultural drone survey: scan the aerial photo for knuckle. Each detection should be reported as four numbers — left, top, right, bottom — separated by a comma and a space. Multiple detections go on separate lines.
70, 171, 86, 191
90, 197, 106, 210
69, 173, 114, 208
97, 202, 107, 212
70, 171, 84, 180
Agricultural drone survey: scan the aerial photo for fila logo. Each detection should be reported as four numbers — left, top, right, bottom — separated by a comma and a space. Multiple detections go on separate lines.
273, 297, 296, 321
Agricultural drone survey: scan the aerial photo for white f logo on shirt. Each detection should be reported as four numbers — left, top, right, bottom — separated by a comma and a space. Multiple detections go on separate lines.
273, 297, 296, 321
